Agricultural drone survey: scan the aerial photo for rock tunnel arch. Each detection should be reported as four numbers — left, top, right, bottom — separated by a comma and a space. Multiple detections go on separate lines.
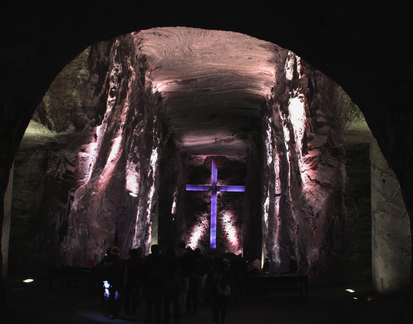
5, 26, 409, 294
1, 2, 411, 211
1, 4, 412, 317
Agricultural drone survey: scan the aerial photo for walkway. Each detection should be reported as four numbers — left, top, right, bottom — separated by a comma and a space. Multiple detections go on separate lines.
4, 275, 409, 324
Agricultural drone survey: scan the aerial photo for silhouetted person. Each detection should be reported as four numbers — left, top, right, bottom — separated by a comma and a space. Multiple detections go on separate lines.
196, 248, 210, 278
176, 240, 191, 314
196, 248, 210, 304
206, 257, 234, 324
102, 246, 125, 320
143, 244, 166, 323
94, 248, 112, 304
230, 256, 247, 306
137, 246, 146, 261
124, 248, 143, 319
223, 258, 229, 268
185, 246, 199, 315
163, 248, 181, 323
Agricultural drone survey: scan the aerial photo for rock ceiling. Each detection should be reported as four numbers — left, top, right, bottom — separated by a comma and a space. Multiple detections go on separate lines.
137, 27, 280, 155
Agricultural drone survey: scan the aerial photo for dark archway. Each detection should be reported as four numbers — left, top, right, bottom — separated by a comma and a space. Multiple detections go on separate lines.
1, 2, 412, 214
1, 1, 412, 320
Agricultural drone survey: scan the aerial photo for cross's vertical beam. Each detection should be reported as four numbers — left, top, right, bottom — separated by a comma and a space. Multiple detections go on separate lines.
210, 158, 218, 249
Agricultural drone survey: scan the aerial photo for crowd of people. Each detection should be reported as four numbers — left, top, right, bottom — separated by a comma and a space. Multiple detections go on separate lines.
93, 241, 277, 323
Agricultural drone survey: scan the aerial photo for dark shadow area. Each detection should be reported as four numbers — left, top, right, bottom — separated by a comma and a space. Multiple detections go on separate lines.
5, 274, 408, 324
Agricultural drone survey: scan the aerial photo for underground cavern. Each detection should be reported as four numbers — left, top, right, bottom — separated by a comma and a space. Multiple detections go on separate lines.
0, 2, 412, 323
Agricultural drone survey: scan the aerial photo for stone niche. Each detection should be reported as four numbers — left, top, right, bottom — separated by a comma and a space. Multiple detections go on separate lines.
184, 155, 252, 256
8, 27, 405, 287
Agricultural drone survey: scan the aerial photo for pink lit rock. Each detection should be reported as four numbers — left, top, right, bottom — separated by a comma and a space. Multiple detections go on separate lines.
10, 28, 372, 284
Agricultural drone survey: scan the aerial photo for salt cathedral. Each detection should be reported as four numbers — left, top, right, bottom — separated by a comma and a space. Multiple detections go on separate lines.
0, 2, 412, 323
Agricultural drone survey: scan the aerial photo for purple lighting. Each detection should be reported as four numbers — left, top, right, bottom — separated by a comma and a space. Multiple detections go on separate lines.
186, 158, 245, 250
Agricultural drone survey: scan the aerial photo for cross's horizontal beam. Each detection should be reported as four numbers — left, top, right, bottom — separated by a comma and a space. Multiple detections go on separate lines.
186, 184, 212, 191
186, 184, 245, 192
217, 185, 245, 192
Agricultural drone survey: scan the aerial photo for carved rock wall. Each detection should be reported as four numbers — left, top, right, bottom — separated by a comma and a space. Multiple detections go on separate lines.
10, 35, 165, 272
261, 53, 373, 282
371, 137, 411, 292
61, 35, 164, 264
10, 122, 92, 273
10, 30, 374, 283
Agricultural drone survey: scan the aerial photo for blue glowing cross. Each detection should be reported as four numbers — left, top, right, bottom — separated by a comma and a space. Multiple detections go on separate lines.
186, 158, 245, 249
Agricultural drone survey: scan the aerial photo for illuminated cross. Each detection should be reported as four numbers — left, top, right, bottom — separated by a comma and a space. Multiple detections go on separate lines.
186, 158, 245, 249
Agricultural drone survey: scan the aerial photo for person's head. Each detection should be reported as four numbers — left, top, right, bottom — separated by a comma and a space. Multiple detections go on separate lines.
136, 247, 144, 256
151, 244, 160, 254
129, 248, 139, 258
110, 246, 121, 258
207, 253, 214, 263
178, 240, 185, 249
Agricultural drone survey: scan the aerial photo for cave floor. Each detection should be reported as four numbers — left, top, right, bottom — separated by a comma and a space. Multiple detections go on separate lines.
4, 274, 409, 324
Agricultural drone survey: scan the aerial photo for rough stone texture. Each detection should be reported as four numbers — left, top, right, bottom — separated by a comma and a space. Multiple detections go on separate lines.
157, 137, 187, 252
1, 3, 412, 322
327, 139, 372, 284
10, 36, 165, 270
9, 121, 96, 274
138, 29, 368, 277
60, 35, 164, 264
8, 29, 376, 286
33, 43, 112, 133
261, 57, 346, 279
371, 137, 411, 292
138, 27, 277, 156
